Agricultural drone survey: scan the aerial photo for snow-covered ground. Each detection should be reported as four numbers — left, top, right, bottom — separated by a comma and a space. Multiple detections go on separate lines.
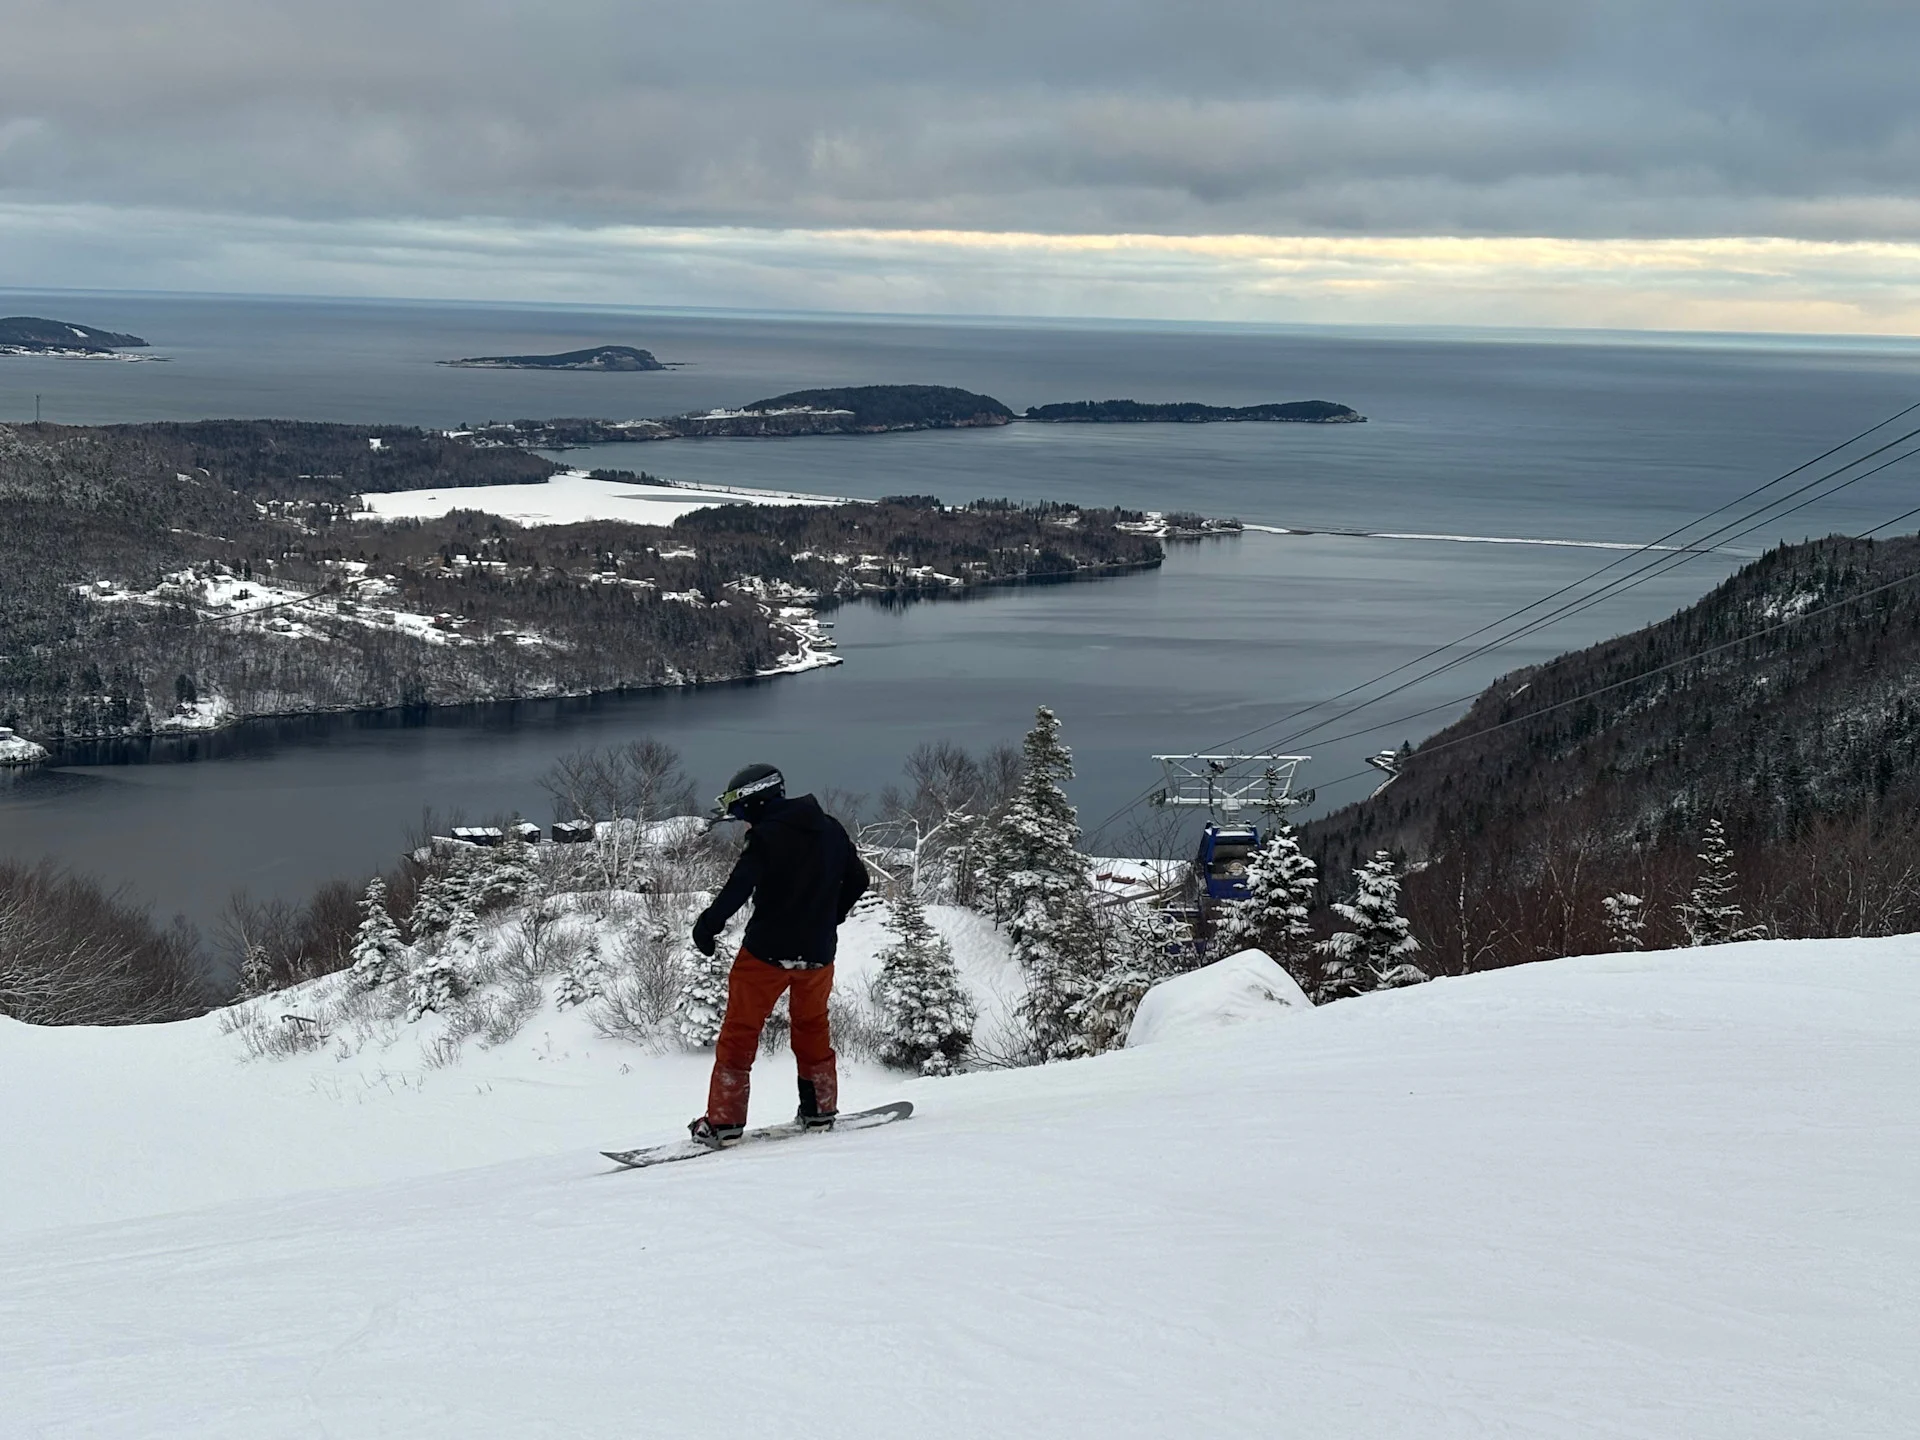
359, 469, 846, 527
5, 937, 1917, 1437
0, 727, 49, 765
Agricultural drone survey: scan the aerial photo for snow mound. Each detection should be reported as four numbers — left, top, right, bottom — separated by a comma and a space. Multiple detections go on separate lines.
1126, 947, 1311, 1047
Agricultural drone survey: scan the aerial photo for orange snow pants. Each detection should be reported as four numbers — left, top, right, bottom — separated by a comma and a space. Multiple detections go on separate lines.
705, 949, 837, 1128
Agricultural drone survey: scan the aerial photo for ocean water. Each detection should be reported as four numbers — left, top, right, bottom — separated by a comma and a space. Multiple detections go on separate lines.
4, 289, 1920, 931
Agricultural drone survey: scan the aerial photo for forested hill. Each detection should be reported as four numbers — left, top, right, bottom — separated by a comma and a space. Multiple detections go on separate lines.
0, 417, 1161, 741
2, 420, 555, 507
743, 385, 1015, 429
0, 316, 148, 351
1025, 399, 1363, 423
1307, 533, 1920, 877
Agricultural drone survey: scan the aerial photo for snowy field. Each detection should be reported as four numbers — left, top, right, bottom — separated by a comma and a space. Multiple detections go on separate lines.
4, 937, 1917, 1437
359, 469, 846, 527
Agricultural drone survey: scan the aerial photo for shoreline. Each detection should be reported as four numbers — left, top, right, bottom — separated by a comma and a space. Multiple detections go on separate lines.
23, 557, 1160, 759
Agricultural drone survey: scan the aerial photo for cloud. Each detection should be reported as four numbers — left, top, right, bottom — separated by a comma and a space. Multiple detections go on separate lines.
11, 202, 1920, 334
5, 1, 1920, 321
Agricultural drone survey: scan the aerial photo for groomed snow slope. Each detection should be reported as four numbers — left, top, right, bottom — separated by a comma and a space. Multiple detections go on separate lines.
5, 938, 1919, 1438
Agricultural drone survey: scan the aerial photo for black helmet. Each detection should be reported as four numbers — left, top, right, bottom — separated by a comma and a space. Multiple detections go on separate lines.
716, 763, 784, 821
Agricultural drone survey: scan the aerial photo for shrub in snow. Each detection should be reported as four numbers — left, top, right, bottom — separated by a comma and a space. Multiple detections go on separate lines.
673, 937, 732, 1048
1214, 819, 1319, 990
1680, 820, 1765, 946
404, 951, 466, 1022
874, 888, 976, 1075
555, 941, 608, 1011
1319, 852, 1424, 999
1603, 891, 1648, 951
347, 877, 408, 989
1072, 903, 1189, 1054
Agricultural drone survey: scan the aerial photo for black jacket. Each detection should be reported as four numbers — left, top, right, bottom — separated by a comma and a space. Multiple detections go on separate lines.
694, 795, 869, 969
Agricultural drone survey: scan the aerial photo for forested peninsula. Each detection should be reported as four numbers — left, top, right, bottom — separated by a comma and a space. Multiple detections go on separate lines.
0, 420, 1162, 745
0, 316, 150, 356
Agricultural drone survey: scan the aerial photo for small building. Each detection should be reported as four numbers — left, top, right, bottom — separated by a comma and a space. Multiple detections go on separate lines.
511, 821, 542, 845
551, 820, 594, 845
450, 825, 505, 847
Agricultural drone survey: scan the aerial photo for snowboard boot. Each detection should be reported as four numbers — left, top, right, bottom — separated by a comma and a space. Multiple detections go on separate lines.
688, 1116, 745, 1149
796, 1071, 837, 1131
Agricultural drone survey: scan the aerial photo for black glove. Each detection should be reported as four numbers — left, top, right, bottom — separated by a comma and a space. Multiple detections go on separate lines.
691, 914, 719, 958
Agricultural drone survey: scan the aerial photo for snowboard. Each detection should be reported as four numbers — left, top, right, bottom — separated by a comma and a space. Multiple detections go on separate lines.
602, 1100, 913, 1171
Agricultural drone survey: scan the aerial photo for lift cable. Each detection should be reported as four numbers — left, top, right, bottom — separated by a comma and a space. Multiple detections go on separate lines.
1084, 399, 1920, 844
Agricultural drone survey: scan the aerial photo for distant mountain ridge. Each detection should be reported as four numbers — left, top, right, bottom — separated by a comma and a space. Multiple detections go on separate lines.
0, 317, 148, 352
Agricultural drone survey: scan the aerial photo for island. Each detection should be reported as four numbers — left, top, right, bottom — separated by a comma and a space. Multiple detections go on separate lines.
1025, 399, 1365, 424
441, 345, 668, 372
0, 316, 150, 356
468, 385, 1016, 447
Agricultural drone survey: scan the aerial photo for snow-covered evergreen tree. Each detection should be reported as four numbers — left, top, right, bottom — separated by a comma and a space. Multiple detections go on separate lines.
1072, 903, 1187, 1054
1214, 818, 1319, 987
234, 943, 275, 1001
874, 888, 976, 1075
554, 940, 607, 1011
403, 951, 465, 1022
979, 706, 1083, 921
984, 708, 1102, 1061
346, 876, 408, 989
1602, 891, 1648, 952
469, 837, 536, 914
1680, 820, 1762, 946
1319, 852, 1424, 999
409, 847, 483, 941
673, 937, 732, 1048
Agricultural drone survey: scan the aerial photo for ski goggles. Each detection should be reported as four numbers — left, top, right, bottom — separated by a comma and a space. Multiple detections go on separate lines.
713, 771, 783, 819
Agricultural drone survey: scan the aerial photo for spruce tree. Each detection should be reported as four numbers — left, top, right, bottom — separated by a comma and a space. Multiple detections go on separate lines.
234, 943, 276, 1001
985, 708, 1101, 1061
1214, 818, 1319, 988
410, 847, 483, 941
1602, 891, 1648, 952
555, 940, 607, 1011
673, 936, 732, 1048
347, 876, 408, 989
874, 889, 976, 1075
1680, 820, 1761, 945
403, 950, 465, 1022
1319, 851, 1425, 998
470, 837, 536, 914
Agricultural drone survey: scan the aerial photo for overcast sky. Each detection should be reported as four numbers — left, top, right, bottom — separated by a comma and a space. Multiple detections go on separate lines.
6, 0, 1920, 330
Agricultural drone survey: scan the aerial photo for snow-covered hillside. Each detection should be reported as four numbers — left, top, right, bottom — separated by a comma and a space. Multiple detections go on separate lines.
5, 938, 1918, 1437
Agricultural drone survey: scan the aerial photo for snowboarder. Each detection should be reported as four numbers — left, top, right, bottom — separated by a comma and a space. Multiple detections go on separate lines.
687, 764, 869, 1147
